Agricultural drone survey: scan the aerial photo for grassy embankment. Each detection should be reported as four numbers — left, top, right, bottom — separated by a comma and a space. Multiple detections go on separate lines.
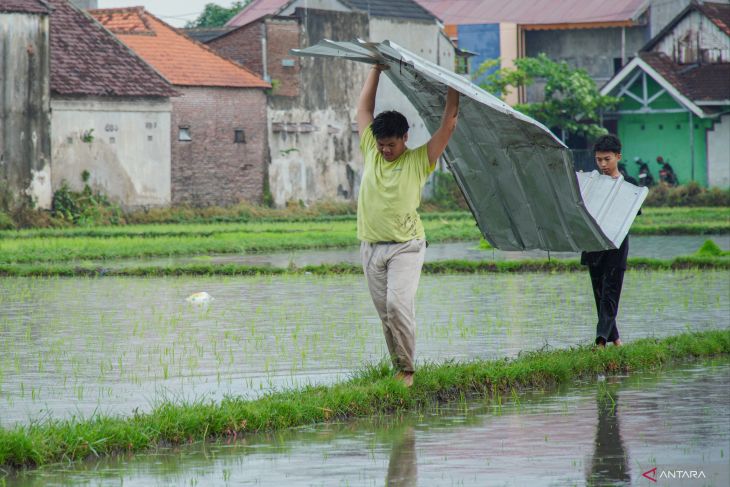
0, 238, 727, 276
1, 255, 728, 277
0, 208, 727, 266
0, 329, 727, 470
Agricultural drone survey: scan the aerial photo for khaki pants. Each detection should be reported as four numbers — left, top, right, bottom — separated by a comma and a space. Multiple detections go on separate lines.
360, 239, 426, 373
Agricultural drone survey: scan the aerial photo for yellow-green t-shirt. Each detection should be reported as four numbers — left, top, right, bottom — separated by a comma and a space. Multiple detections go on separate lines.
357, 124, 435, 243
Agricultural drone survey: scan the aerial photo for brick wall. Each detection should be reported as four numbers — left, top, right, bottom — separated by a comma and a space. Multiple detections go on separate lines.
265, 19, 301, 97
171, 86, 268, 206
208, 21, 264, 77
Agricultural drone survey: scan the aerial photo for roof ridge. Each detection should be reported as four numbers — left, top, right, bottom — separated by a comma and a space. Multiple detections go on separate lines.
90, 6, 155, 35
139, 9, 269, 86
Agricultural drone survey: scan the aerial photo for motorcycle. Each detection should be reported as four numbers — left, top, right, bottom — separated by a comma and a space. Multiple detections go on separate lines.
634, 157, 655, 187
656, 156, 678, 186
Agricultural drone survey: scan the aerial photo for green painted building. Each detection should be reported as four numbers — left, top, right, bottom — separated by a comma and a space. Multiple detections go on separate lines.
600, 1, 730, 188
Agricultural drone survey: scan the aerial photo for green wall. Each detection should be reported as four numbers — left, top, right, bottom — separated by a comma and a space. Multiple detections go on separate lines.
613, 76, 712, 186
618, 112, 711, 186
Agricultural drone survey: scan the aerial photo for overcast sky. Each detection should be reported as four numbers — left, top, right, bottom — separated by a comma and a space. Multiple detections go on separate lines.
96, 0, 239, 27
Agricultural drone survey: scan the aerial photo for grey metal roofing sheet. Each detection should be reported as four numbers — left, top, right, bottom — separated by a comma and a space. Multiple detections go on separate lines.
346, 0, 436, 21
293, 39, 647, 251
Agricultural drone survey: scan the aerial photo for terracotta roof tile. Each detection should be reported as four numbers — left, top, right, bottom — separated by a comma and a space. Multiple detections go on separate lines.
640, 52, 730, 102
0, 0, 50, 14
91, 7, 270, 89
48, 0, 176, 97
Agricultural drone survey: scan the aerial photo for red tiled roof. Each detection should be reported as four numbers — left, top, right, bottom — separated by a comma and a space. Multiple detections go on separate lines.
226, 0, 288, 27
414, 0, 647, 26
48, 0, 176, 97
92, 7, 269, 88
640, 52, 730, 102
699, 2, 730, 36
0, 0, 50, 14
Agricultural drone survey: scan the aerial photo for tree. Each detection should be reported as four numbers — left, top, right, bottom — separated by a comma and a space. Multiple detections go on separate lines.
476, 54, 619, 139
185, 1, 250, 28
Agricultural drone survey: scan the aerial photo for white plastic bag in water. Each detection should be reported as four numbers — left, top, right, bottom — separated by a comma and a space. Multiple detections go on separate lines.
186, 292, 212, 303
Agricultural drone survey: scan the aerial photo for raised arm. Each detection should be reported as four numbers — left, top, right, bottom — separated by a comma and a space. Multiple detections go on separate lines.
426, 87, 460, 167
356, 64, 387, 137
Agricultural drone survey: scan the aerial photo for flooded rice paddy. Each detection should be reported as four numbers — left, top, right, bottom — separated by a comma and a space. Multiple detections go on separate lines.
0, 270, 727, 426
6, 360, 729, 486
79, 234, 729, 270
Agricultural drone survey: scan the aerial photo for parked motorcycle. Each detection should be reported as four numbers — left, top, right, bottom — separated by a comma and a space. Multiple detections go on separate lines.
634, 157, 655, 187
656, 156, 678, 186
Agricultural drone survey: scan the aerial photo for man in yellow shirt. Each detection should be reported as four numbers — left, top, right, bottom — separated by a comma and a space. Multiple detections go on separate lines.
356, 63, 459, 387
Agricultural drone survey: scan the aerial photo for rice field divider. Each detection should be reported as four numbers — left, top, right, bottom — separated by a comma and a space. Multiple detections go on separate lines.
0, 329, 727, 470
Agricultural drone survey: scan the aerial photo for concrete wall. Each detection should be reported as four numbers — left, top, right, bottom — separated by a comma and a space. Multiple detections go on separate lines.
51, 97, 172, 207
171, 86, 268, 206
458, 23, 500, 84
206, 8, 456, 206
707, 114, 730, 188
649, 0, 692, 37
617, 112, 711, 186
369, 18, 455, 149
525, 26, 648, 102
0, 12, 51, 208
266, 9, 368, 206
653, 9, 730, 63
499, 23, 519, 106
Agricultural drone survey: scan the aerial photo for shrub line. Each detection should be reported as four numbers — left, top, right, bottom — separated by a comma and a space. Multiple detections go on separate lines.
0, 330, 727, 470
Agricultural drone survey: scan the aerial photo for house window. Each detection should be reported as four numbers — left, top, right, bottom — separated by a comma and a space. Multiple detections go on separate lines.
178, 127, 191, 141
234, 129, 246, 144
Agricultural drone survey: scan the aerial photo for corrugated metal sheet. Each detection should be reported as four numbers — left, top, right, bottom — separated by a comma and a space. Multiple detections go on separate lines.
576, 171, 647, 248
293, 39, 648, 251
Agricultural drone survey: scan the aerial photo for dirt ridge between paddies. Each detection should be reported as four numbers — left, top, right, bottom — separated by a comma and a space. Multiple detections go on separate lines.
0, 256, 728, 277
0, 330, 728, 471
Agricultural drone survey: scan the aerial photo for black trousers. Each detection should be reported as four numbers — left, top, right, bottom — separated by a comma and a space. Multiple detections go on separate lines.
588, 265, 625, 344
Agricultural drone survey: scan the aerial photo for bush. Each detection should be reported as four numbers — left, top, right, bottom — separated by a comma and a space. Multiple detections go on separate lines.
423, 171, 468, 211
696, 240, 728, 257
0, 211, 14, 230
644, 182, 730, 207
51, 178, 123, 226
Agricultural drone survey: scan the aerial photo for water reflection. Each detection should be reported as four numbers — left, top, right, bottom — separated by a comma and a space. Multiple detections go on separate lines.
386, 425, 417, 487
4, 362, 728, 486
588, 382, 630, 486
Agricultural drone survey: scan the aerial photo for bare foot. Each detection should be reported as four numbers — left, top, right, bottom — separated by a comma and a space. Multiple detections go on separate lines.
596, 338, 607, 349
395, 371, 414, 387
613, 339, 622, 347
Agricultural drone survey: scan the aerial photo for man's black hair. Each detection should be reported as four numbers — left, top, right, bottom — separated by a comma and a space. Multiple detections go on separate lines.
593, 134, 622, 154
371, 111, 409, 140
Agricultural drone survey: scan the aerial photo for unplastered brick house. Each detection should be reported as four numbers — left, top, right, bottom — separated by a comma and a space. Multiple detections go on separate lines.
92, 7, 271, 206
187, 0, 456, 207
